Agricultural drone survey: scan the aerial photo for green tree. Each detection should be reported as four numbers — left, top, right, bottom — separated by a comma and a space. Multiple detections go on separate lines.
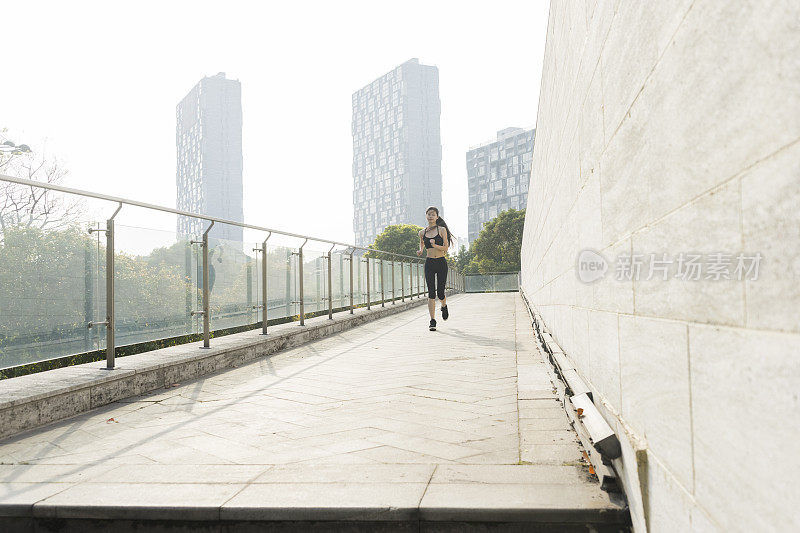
365, 224, 423, 260
466, 208, 526, 274
450, 244, 475, 274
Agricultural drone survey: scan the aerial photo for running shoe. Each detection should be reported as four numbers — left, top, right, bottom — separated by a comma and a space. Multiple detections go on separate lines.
429, 319, 437, 331
441, 305, 449, 320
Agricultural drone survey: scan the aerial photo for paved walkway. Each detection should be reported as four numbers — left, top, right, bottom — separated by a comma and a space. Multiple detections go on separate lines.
0, 293, 627, 530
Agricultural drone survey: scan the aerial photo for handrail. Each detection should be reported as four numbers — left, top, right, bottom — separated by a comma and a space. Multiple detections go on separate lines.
0, 174, 424, 263
1, 172, 464, 369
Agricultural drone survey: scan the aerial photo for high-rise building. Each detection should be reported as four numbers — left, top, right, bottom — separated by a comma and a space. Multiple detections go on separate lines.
352, 58, 442, 246
466, 127, 534, 244
176, 72, 243, 242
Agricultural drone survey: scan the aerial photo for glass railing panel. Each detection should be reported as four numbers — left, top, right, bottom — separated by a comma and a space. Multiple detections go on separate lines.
369, 259, 377, 305
382, 259, 390, 303
388, 260, 398, 302
370, 258, 380, 305
301, 247, 325, 316
114, 224, 200, 347
465, 275, 487, 293
412, 262, 418, 298
494, 273, 520, 291
465, 273, 520, 293
402, 261, 410, 299
355, 253, 367, 306
419, 263, 425, 297
380, 260, 390, 303
330, 250, 346, 310
409, 262, 416, 297
0, 221, 106, 369
203, 234, 259, 332
264, 244, 295, 321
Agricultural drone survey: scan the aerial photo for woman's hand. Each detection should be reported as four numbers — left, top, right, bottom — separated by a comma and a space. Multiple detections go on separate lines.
416, 249, 423, 256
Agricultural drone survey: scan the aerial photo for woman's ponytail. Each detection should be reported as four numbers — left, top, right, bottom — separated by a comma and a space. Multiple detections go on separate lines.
435, 216, 453, 248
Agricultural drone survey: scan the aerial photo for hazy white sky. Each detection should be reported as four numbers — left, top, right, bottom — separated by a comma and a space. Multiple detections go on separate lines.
2, 0, 549, 251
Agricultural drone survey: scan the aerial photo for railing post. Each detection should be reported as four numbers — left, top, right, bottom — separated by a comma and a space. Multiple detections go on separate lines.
315, 257, 321, 314
201, 223, 213, 347
413, 262, 416, 298
410, 262, 414, 299
391, 260, 395, 304
410, 261, 414, 300
365, 256, 371, 310
298, 239, 307, 326
105, 203, 122, 368
84, 238, 93, 352
187, 220, 213, 348
327, 243, 334, 319
400, 261, 405, 302
105, 216, 116, 367
380, 259, 385, 307
88, 203, 123, 368
416, 262, 421, 298
247, 262, 253, 323
348, 250, 354, 313
261, 233, 271, 334
339, 253, 344, 309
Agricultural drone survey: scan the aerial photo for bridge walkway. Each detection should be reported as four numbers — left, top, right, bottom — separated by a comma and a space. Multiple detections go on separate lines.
0, 293, 628, 531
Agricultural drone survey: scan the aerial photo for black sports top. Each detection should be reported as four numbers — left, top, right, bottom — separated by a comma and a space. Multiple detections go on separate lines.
423, 226, 444, 249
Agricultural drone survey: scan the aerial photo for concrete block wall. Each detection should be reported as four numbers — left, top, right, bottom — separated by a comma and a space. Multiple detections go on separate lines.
521, 1, 800, 531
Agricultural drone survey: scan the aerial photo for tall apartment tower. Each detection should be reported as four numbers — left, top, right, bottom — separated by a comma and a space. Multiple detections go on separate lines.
466, 127, 534, 244
352, 58, 442, 246
176, 72, 243, 242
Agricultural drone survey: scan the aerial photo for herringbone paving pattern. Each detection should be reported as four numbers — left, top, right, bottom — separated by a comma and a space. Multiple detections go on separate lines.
0, 293, 625, 525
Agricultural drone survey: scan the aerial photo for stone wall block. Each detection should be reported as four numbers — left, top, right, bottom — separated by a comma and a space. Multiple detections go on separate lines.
689, 324, 800, 532
741, 141, 800, 333
631, 181, 744, 327
619, 315, 692, 490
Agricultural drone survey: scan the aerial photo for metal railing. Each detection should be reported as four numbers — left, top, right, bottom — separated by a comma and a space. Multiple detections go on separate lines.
0, 174, 465, 371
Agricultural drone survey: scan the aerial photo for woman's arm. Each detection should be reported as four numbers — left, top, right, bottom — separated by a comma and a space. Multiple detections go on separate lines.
417, 230, 425, 256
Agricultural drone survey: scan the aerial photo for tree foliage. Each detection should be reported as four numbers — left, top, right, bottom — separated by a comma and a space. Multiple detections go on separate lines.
465, 208, 526, 274
0, 224, 272, 371
449, 245, 475, 274
365, 223, 423, 260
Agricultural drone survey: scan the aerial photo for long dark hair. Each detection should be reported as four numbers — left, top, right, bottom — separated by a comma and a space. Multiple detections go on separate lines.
426, 206, 453, 248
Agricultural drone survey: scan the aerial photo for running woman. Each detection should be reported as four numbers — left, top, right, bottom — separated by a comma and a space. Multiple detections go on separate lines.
416, 206, 453, 331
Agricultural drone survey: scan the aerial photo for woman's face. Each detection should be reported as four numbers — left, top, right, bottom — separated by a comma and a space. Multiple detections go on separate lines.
426, 210, 438, 224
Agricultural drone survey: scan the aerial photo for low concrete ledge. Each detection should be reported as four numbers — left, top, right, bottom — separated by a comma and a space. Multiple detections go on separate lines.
0, 294, 445, 441
0, 463, 628, 530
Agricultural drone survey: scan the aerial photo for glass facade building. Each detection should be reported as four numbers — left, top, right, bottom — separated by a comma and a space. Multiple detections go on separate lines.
352, 58, 442, 246
466, 127, 534, 245
176, 72, 243, 242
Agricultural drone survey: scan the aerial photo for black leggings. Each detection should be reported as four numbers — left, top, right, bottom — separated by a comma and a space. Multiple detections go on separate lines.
425, 257, 448, 300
